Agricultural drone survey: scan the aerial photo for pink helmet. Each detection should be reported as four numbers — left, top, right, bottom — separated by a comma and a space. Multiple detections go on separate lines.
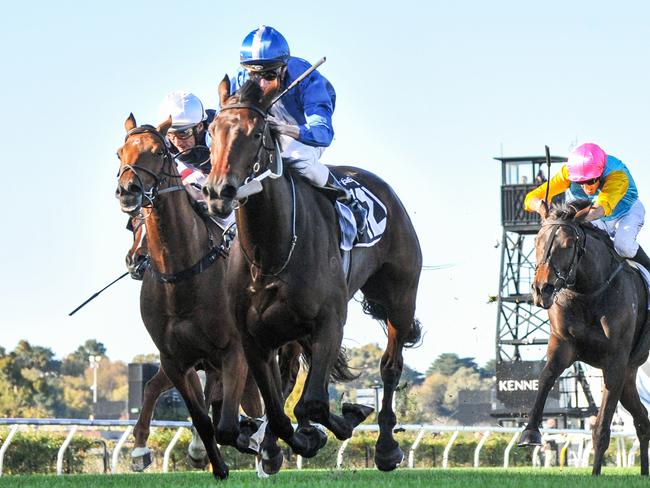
566, 143, 607, 182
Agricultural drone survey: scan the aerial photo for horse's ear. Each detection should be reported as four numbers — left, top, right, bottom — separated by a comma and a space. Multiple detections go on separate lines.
218, 74, 230, 108
539, 200, 549, 221
125, 113, 137, 132
157, 116, 172, 136
574, 205, 592, 222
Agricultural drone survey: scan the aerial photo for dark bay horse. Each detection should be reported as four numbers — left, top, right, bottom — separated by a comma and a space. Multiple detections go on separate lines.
519, 200, 650, 475
203, 78, 422, 471
116, 114, 290, 478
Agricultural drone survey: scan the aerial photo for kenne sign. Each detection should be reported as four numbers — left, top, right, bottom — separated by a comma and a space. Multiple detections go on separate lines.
496, 360, 560, 410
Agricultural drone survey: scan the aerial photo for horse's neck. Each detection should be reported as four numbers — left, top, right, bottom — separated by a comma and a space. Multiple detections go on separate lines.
237, 174, 296, 273
573, 233, 616, 293
145, 191, 208, 273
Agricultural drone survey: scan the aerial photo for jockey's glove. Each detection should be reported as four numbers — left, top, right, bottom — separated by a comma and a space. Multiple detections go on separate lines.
268, 116, 300, 139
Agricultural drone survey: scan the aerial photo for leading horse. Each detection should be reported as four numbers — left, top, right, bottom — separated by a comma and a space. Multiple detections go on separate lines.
519, 200, 650, 475
116, 115, 290, 478
203, 78, 422, 470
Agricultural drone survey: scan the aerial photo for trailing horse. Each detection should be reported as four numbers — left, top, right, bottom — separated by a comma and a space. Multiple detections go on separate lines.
203, 78, 422, 471
519, 200, 650, 475
115, 115, 292, 478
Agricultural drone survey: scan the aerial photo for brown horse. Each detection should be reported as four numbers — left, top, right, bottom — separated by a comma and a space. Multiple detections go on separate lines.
115, 114, 291, 478
202, 78, 422, 470
519, 200, 650, 475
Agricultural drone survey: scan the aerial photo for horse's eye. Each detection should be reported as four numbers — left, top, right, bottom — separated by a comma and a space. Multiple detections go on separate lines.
155, 151, 164, 156
254, 131, 263, 139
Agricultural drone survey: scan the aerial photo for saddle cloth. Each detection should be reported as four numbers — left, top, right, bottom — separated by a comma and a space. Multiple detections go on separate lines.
627, 260, 650, 310
329, 170, 387, 251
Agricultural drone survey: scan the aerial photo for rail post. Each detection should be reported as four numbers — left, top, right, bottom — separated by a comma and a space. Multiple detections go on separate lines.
503, 431, 519, 468
111, 425, 133, 474
163, 427, 185, 473
296, 455, 303, 470
56, 425, 78, 475
442, 430, 459, 469
337, 438, 351, 469
474, 431, 490, 468
0, 425, 19, 476
408, 427, 426, 468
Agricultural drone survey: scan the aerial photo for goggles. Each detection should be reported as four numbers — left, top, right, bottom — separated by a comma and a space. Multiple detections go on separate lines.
248, 67, 282, 81
168, 127, 195, 140
576, 177, 600, 186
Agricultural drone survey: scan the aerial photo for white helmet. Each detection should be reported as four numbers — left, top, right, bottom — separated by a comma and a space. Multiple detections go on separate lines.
158, 91, 206, 131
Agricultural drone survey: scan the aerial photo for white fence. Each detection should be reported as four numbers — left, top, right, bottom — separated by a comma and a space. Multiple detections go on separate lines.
0, 418, 640, 476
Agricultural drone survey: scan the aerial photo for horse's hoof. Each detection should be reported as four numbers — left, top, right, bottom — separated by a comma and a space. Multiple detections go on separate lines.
375, 443, 404, 472
212, 464, 229, 480
342, 402, 374, 428
261, 446, 284, 475
518, 429, 543, 446
187, 453, 210, 469
295, 425, 327, 458
131, 447, 153, 472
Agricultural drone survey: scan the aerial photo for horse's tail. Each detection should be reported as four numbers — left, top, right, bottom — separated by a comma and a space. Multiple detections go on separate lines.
299, 341, 358, 382
362, 298, 423, 348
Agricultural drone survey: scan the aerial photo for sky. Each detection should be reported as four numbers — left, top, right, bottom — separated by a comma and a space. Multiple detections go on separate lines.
1, 1, 650, 374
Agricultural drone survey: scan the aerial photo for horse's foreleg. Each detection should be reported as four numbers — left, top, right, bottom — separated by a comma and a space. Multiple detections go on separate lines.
214, 347, 248, 449
131, 368, 173, 471
159, 356, 229, 480
591, 357, 627, 476
520, 336, 576, 446
619, 367, 650, 475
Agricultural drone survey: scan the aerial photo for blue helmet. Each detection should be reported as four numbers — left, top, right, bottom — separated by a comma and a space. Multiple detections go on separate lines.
240, 25, 290, 70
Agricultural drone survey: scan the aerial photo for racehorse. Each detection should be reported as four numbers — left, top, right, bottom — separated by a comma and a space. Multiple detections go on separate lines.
116, 114, 292, 478
519, 200, 650, 475
202, 77, 422, 470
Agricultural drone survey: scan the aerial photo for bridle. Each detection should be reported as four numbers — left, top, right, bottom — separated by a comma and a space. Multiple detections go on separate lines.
215, 102, 297, 277
118, 125, 185, 209
538, 220, 587, 297
118, 124, 229, 283
537, 219, 625, 300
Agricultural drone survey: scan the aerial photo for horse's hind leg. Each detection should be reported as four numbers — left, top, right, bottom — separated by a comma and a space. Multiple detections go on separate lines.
591, 357, 627, 476
619, 367, 650, 475
131, 367, 173, 471
159, 356, 229, 480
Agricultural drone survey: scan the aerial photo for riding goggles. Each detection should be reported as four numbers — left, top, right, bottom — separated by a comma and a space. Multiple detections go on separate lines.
248, 67, 282, 81
575, 177, 600, 186
169, 127, 195, 139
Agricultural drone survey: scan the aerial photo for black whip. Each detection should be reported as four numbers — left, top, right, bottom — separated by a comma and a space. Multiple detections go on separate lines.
68, 272, 129, 316
544, 145, 552, 207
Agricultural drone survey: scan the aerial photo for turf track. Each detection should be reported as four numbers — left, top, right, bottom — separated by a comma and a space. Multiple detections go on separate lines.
2, 468, 650, 487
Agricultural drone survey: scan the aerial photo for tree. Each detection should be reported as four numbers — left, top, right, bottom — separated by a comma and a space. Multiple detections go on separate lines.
61, 339, 107, 376
426, 353, 479, 377
131, 353, 160, 364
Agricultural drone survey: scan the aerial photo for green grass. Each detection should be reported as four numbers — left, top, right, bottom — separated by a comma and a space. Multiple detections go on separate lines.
2, 468, 650, 488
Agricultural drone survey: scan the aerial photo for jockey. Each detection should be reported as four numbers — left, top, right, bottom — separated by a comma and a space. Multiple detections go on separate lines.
230, 25, 368, 234
525, 142, 650, 270
125, 92, 232, 280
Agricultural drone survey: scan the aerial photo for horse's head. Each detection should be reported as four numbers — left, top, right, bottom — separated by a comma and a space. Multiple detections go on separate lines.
531, 202, 590, 308
115, 114, 174, 214
203, 76, 279, 218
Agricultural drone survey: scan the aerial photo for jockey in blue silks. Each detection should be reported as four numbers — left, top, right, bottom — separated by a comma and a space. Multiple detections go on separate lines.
229, 25, 367, 234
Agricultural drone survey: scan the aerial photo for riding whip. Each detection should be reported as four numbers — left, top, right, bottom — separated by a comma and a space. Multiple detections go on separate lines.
68, 271, 129, 316
544, 145, 552, 207
269, 57, 327, 107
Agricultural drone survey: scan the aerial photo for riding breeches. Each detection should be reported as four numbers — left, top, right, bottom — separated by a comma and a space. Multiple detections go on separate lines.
591, 199, 645, 258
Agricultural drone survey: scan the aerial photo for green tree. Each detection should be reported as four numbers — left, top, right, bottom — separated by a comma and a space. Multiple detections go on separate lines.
426, 353, 479, 376
61, 339, 107, 376
131, 353, 160, 364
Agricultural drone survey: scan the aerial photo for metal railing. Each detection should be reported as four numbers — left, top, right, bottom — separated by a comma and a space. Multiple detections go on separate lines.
0, 418, 639, 475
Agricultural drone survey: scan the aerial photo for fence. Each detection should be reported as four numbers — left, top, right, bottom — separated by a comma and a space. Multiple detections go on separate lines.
0, 418, 640, 476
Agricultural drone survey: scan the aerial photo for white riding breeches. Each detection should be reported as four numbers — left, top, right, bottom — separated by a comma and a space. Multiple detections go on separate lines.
270, 101, 330, 187
591, 199, 645, 258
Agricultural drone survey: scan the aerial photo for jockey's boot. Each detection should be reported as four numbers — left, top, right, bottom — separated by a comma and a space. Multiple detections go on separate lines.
125, 218, 149, 280
633, 246, 650, 272
324, 173, 368, 236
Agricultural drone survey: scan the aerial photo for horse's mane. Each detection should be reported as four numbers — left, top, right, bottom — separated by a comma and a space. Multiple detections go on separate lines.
226, 80, 264, 107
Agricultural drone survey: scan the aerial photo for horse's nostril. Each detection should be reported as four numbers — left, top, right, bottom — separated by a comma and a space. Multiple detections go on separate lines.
542, 284, 555, 296
220, 184, 237, 200
128, 183, 141, 194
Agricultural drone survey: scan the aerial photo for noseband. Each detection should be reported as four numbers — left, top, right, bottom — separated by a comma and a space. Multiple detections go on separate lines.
118, 125, 184, 207
538, 220, 587, 296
